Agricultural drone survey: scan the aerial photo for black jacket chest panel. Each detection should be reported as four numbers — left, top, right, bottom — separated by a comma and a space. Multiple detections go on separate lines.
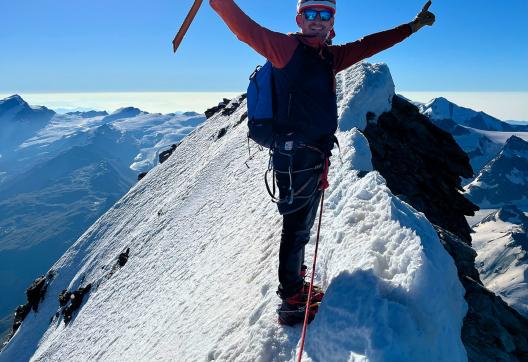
272, 43, 338, 150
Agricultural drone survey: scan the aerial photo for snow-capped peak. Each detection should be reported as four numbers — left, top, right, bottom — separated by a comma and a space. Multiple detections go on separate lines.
503, 135, 528, 157
336, 62, 395, 131
419, 97, 528, 132
102, 107, 145, 123
0, 94, 26, 106
0, 95, 30, 119
0, 94, 55, 123
465, 135, 528, 208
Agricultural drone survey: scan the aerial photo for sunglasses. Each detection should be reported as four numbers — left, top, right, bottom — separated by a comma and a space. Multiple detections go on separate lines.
302, 9, 334, 21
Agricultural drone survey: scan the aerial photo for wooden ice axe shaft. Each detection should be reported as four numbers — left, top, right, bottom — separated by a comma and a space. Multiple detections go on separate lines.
172, 0, 204, 53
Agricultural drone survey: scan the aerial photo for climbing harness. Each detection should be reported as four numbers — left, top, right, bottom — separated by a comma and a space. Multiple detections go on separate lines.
264, 143, 326, 205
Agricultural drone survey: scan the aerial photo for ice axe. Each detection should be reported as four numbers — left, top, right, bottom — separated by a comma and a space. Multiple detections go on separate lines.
172, 0, 204, 53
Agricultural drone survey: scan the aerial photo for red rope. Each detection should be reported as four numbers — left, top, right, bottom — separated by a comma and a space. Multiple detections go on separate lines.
297, 189, 326, 362
319, 157, 330, 190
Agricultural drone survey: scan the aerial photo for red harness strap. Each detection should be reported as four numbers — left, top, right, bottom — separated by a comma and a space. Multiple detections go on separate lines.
319, 157, 330, 190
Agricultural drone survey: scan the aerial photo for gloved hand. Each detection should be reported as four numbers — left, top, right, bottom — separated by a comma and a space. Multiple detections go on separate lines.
409, 1, 436, 33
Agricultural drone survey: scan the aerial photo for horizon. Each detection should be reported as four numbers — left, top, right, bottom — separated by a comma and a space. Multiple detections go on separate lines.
2, 91, 527, 122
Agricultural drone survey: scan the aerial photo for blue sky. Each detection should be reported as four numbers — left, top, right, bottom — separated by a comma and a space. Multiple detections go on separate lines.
1, 0, 527, 93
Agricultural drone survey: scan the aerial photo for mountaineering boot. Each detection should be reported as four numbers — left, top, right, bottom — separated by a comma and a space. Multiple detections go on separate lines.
276, 283, 324, 326
277, 290, 320, 326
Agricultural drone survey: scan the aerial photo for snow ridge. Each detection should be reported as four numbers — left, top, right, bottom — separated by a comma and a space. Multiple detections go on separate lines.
1, 68, 467, 361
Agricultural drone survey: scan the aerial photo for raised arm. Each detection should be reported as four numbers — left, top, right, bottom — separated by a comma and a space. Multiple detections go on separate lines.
330, 24, 412, 73
330, 1, 436, 73
209, 0, 298, 68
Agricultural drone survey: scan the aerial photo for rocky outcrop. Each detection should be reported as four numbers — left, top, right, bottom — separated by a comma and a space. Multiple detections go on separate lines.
364, 94, 479, 243
61, 284, 92, 324
366, 95, 528, 361
159, 144, 179, 164
4, 272, 54, 345
436, 227, 528, 362
204, 95, 247, 119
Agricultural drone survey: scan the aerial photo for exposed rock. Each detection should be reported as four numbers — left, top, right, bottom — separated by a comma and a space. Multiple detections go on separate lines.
118, 248, 130, 267
436, 226, 528, 362
4, 271, 54, 344
366, 94, 528, 360
235, 111, 248, 127
205, 94, 247, 120
216, 127, 228, 140
159, 144, 178, 164
9, 305, 30, 340
58, 290, 72, 307
103, 248, 131, 280
0, 94, 55, 123
62, 284, 92, 324
364, 95, 478, 243
465, 136, 528, 208
205, 98, 231, 119
27, 276, 47, 312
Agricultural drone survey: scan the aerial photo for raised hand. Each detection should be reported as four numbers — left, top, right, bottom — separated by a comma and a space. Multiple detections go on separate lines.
410, 1, 436, 33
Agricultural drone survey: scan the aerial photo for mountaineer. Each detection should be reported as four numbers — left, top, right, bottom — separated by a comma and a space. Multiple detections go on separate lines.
210, 0, 435, 325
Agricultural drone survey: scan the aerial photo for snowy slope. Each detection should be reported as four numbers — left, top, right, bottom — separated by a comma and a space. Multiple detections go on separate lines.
0, 95, 207, 343
465, 136, 528, 208
472, 206, 528, 317
1, 65, 467, 361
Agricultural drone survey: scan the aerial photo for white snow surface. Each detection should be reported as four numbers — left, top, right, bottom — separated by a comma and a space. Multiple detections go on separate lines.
1, 69, 467, 362
336, 62, 394, 131
472, 215, 528, 317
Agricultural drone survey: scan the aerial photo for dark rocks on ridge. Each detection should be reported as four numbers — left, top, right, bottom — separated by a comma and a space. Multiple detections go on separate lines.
365, 94, 528, 361
364, 95, 478, 243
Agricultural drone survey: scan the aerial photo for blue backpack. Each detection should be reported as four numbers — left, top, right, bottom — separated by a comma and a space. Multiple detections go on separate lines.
247, 61, 275, 148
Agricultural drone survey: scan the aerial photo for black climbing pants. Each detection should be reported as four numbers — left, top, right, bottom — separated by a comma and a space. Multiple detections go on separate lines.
272, 143, 326, 299
278, 187, 322, 298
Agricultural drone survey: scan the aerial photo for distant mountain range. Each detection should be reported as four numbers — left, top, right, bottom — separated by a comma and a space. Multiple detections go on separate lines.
414, 96, 528, 194
0, 94, 206, 341
419, 97, 528, 132
417, 97, 528, 321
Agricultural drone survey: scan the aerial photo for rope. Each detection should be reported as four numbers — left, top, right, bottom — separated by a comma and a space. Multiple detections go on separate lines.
297, 186, 326, 362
